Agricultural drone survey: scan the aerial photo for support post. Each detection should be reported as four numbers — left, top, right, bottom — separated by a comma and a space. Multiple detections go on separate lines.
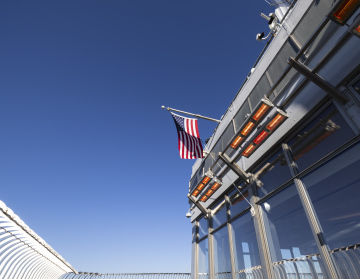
188, 194, 210, 219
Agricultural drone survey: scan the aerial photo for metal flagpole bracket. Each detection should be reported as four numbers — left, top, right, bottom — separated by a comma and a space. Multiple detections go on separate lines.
218, 153, 251, 184
161, 106, 221, 123
288, 57, 349, 105
187, 194, 210, 219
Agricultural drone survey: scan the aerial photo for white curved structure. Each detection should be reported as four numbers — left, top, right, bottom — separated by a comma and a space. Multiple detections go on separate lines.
0, 200, 76, 279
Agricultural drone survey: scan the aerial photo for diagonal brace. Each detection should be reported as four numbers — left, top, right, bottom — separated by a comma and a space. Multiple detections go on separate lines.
288, 57, 349, 105
187, 194, 210, 219
218, 153, 251, 184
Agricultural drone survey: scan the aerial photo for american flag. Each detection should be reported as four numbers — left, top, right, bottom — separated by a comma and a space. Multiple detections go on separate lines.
171, 112, 203, 159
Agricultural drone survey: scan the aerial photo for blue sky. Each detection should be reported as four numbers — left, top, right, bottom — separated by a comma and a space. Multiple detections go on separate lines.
0, 0, 273, 274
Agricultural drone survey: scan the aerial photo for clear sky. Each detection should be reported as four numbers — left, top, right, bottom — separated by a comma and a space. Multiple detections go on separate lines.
0, 0, 273, 274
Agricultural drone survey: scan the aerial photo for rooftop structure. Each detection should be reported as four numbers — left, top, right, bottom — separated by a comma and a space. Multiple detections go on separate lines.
187, 0, 360, 278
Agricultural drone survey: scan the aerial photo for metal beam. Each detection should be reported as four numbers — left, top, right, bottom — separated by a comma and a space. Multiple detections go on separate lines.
218, 153, 250, 184
187, 194, 210, 219
288, 57, 349, 104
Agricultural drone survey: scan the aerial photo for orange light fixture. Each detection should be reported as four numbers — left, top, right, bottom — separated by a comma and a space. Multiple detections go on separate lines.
266, 114, 286, 131
348, 13, 360, 37
230, 98, 274, 150
191, 171, 214, 197
329, 0, 360, 25
230, 135, 244, 149
199, 178, 223, 202
241, 109, 288, 158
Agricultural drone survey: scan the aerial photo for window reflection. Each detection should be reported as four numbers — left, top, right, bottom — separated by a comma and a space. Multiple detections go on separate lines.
228, 186, 251, 218
287, 104, 355, 172
212, 200, 227, 230
254, 149, 292, 198
199, 217, 208, 239
213, 226, 232, 279
231, 213, 264, 279
198, 238, 209, 279
261, 185, 327, 279
353, 78, 360, 94
301, 142, 360, 278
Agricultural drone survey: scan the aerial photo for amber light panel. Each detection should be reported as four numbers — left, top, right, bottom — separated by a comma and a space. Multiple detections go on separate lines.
230, 135, 244, 149
333, 0, 359, 23
242, 144, 256, 158
192, 190, 200, 197
200, 196, 209, 202
253, 131, 269, 145
241, 122, 256, 136
197, 183, 205, 191
266, 114, 286, 131
355, 24, 360, 34
202, 177, 211, 184
252, 104, 271, 121
211, 183, 220, 190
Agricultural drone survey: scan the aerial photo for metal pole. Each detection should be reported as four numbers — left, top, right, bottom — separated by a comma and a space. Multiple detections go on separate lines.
161, 106, 221, 123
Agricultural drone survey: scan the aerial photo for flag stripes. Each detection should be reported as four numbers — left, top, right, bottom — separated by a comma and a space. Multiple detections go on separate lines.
171, 112, 203, 159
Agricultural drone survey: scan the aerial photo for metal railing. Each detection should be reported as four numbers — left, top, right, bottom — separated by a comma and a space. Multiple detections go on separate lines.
61, 273, 191, 279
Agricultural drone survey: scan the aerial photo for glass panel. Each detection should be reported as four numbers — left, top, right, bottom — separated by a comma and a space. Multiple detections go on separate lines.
231, 213, 264, 279
254, 149, 292, 198
234, 101, 251, 133
261, 185, 328, 279
213, 200, 227, 230
213, 226, 232, 279
287, 104, 355, 173
198, 238, 209, 279
228, 185, 250, 218
352, 78, 360, 94
199, 217, 208, 239
266, 41, 297, 87
301, 141, 360, 278
248, 75, 271, 109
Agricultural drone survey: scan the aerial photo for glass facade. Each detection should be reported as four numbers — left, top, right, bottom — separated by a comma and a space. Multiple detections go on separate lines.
194, 101, 360, 279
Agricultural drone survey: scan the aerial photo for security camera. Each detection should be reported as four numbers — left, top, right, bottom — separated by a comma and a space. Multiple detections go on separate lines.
186, 212, 192, 218
256, 32, 265, 41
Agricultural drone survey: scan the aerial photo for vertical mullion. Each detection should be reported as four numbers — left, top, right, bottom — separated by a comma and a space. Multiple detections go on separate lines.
249, 181, 275, 279
208, 216, 215, 279
195, 221, 199, 279
225, 196, 236, 279
282, 143, 341, 279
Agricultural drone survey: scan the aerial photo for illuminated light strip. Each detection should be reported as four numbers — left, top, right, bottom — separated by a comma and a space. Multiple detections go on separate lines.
241, 122, 256, 136
252, 104, 271, 121
230, 135, 244, 149
241, 109, 288, 158
348, 14, 360, 37
329, 0, 360, 25
199, 178, 223, 202
191, 171, 214, 197
230, 98, 274, 150
242, 144, 257, 158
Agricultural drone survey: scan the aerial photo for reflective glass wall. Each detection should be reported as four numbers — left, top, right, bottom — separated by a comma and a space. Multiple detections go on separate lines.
194, 101, 360, 279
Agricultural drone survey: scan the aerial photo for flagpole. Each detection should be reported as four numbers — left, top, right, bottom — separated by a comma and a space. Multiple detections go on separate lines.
161, 106, 221, 123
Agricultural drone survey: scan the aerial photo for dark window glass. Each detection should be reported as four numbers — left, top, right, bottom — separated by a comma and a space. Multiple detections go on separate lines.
234, 101, 251, 133
353, 78, 360, 94
212, 200, 227, 230
254, 149, 292, 198
199, 217, 208, 239
261, 185, 328, 279
198, 238, 209, 279
248, 75, 270, 109
213, 226, 232, 279
287, 104, 355, 173
231, 213, 263, 278
301, 141, 360, 278
228, 185, 250, 218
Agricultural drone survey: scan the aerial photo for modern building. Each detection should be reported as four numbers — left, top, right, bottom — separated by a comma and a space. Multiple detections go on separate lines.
187, 1, 360, 279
